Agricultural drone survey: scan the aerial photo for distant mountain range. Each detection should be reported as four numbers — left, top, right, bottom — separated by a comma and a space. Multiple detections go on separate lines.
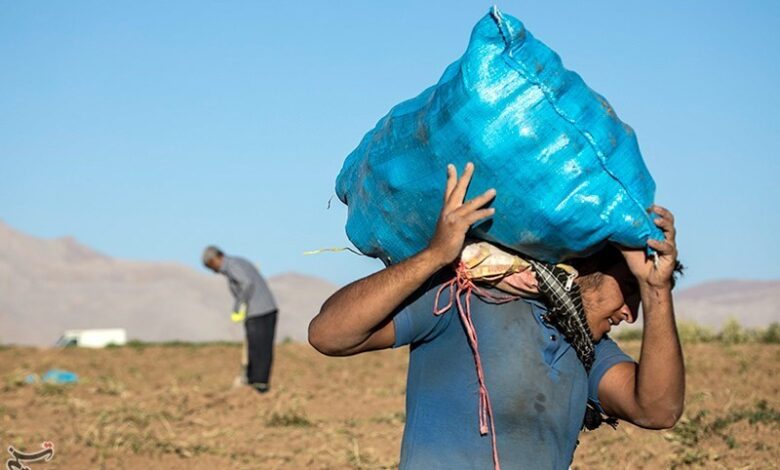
673, 279, 779, 329
0, 221, 777, 346
0, 221, 338, 346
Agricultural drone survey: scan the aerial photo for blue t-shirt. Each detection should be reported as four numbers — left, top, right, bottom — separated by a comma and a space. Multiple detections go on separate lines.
393, 281, 633, 469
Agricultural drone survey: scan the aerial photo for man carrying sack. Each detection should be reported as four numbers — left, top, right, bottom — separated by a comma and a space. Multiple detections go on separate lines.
309, 163, 685, 469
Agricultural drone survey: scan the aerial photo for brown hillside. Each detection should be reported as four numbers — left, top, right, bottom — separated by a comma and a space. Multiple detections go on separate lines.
0, 221, 337, 346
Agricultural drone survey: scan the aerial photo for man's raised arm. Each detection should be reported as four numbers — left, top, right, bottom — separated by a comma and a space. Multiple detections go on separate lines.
598, 205, 685, 429
308, 163, 496, 356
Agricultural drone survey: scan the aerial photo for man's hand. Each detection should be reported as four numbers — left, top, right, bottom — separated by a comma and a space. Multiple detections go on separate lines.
426, 162, 496, 268
231, 303, 247, 323
620, 205, 678, 289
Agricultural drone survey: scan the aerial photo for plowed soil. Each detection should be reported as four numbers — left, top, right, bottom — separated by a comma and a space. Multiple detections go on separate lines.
1, 341, 778, 469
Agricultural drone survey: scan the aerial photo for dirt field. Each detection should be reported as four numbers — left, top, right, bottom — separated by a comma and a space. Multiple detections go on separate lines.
1, 341, 778, 469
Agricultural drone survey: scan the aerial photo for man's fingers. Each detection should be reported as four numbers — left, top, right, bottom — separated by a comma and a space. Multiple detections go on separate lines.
463, 207, 496, 226
443, 164, 457, 203
653, 216, 677, 240
448, 162, 475, 208
453, 188, 497, 215
650, 205, 675, 225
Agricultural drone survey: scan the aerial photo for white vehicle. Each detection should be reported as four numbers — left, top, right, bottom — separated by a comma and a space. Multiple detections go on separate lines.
56, 328, 128, 348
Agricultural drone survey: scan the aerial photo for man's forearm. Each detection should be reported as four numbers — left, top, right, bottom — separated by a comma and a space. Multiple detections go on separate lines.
237, 287, 253, 310
309, 248, 446, 355
234, 271, 255, 308
634, 284, 685, 427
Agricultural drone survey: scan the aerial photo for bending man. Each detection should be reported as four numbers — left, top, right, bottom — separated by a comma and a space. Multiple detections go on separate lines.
204, 246, 279, 393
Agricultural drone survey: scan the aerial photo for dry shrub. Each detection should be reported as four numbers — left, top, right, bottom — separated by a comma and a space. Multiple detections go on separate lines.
81, 406, 212, 458
266, 409, 312, 427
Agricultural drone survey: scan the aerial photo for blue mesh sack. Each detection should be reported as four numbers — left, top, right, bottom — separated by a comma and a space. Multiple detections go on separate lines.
336, 7, 663, 265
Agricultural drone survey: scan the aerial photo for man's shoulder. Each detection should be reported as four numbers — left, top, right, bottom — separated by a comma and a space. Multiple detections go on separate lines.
227, 256, 255, 269
404, 273, 542, 314
220, 256, 250, 275
398, 277, 540, 344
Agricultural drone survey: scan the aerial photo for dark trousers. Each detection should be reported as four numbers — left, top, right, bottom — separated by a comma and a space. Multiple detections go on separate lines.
244, 310, 278, 387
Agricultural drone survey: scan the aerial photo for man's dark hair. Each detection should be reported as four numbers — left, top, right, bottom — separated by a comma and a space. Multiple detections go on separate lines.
570, 244, 685, 290
202, 245, 225, 266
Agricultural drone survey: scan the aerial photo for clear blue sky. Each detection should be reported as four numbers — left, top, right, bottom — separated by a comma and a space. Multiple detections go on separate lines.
2, 1, 778, 288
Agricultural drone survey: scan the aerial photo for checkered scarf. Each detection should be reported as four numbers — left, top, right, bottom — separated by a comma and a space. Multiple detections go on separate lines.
528, 260, 595, 372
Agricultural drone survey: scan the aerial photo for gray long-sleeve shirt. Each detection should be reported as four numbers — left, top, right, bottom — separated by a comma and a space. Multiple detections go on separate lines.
219, 256, 278, 318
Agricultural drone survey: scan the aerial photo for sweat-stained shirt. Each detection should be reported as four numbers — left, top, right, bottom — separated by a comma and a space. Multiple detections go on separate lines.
219, 256, 278, 318
392, 279, 633, 470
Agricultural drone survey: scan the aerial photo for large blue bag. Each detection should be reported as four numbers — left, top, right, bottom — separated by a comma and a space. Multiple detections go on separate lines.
336, 7, 662, 265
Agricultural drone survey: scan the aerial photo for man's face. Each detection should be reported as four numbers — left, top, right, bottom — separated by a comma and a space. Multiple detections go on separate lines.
580, 261, 640, 341
205, 256, 223, 273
